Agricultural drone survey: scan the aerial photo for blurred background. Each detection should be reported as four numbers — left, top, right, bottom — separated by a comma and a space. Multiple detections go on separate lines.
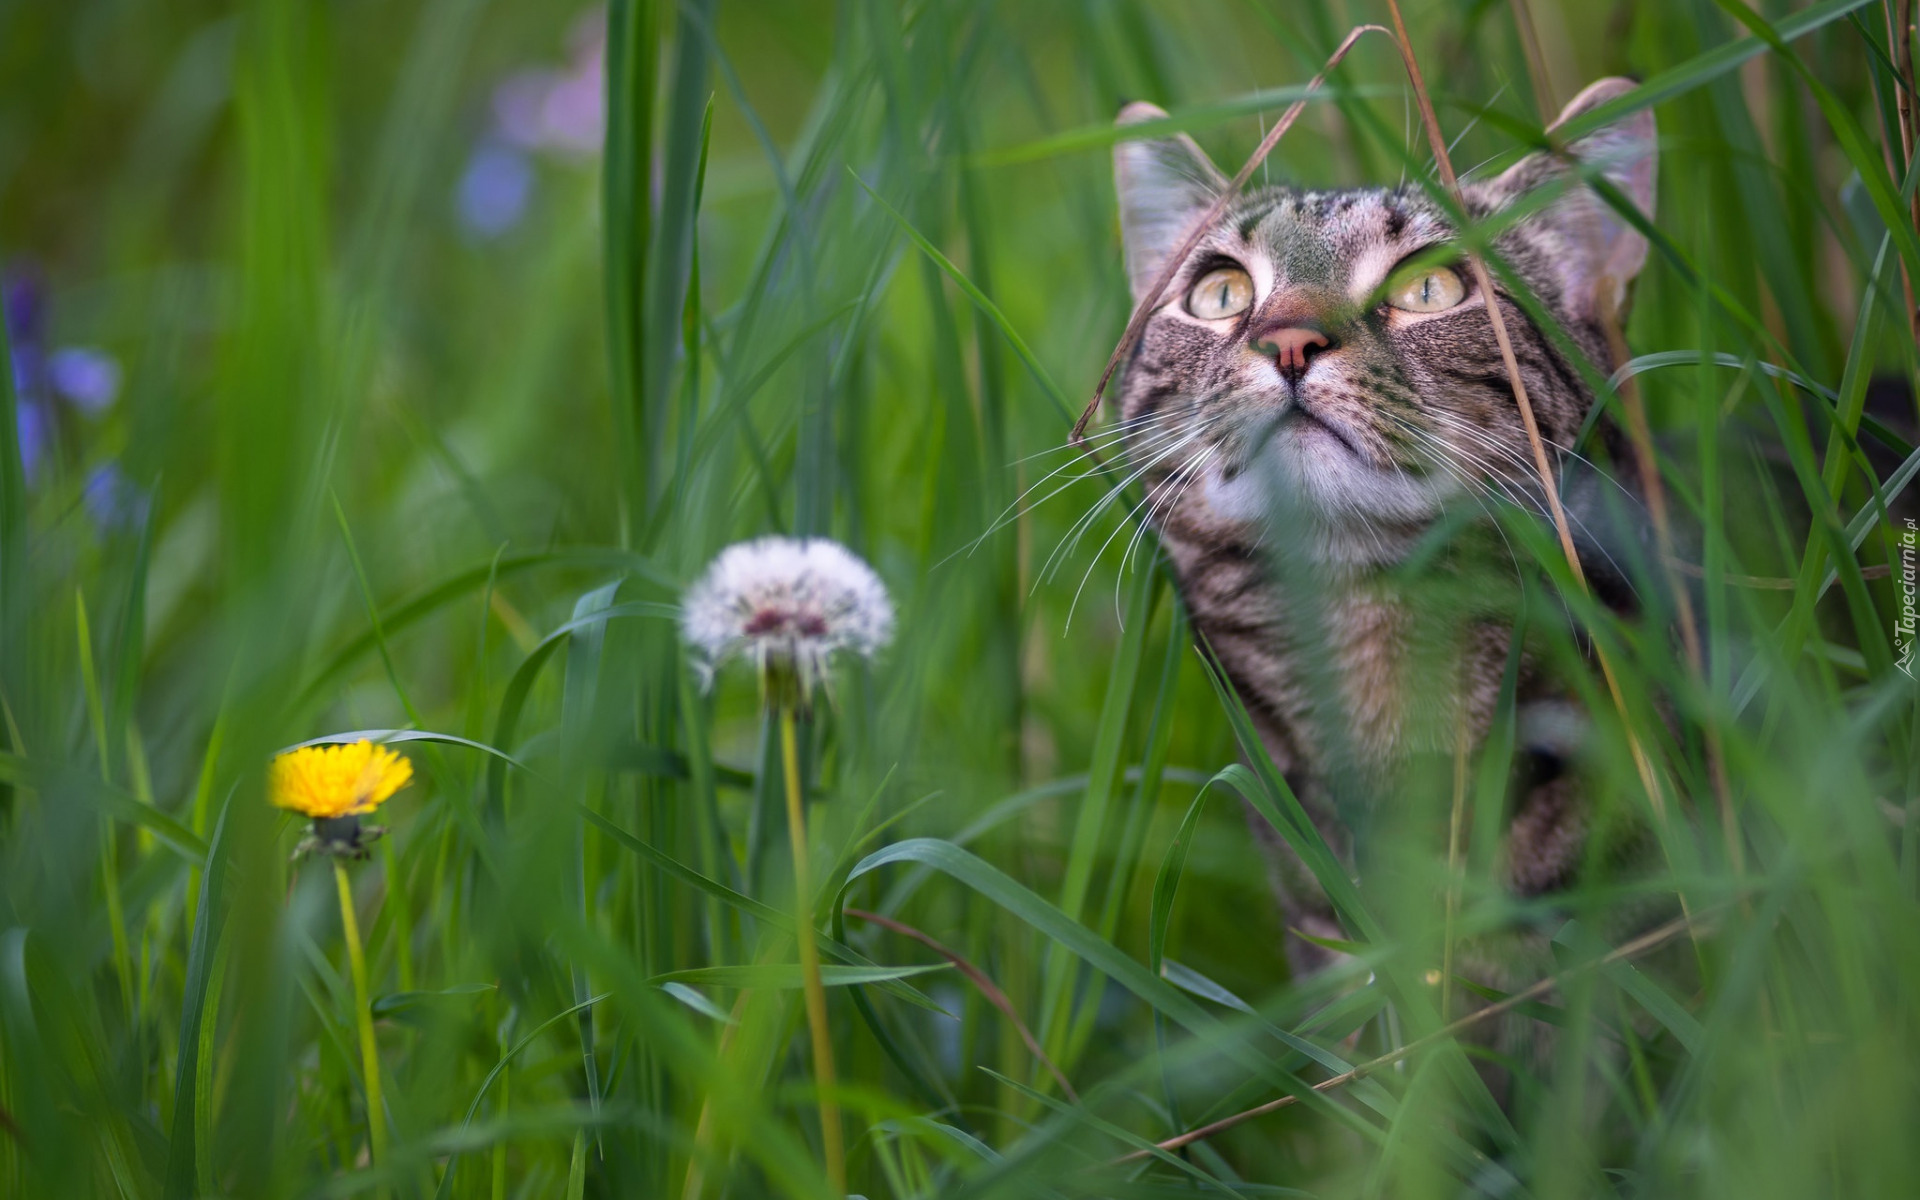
1, 1, 1916, 1197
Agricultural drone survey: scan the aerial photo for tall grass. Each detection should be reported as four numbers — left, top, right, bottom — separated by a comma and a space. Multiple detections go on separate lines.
1, 1, 1917, 1196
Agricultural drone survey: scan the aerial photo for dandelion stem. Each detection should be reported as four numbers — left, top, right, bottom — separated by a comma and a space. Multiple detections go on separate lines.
334, 860, 388, 1173
780, 705, 843, 1193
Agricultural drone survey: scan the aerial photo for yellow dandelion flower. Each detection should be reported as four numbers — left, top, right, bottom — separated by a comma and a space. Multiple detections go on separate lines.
271, 741, 413, 820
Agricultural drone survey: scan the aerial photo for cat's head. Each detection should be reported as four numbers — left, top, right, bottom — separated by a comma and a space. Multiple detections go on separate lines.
1110, 79, 1656, 557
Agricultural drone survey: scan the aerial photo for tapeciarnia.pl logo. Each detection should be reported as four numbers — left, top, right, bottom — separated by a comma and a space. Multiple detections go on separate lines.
1897, 517, 1918, 680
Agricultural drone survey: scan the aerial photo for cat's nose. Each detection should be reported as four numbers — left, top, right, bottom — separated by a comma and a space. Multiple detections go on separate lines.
1251, 323, 1335, 385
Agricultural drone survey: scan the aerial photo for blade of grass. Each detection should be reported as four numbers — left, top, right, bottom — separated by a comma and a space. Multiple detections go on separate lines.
1039, 560, 1156, 1059
1550, 0, 1881, 144
645, 0, 715, 518
843, 837, 1390, 1143
162, 797, 232, 1200
561, 581, 620, 1160
1145, 770, 1211, 1132
485, 598, 680, 815
296, 548, 669, 712
846, 907, 1077, 1101
0, 288, 23, 702
76, 590, 134, 1021
650, 963, 950, 988
851, 171, 1076, 425
1096, 598, 1186, 943
431, 994, 611, 1200
670, 96, 715, 502
1113, 910, 1699, 1164
603, 0, 658, 539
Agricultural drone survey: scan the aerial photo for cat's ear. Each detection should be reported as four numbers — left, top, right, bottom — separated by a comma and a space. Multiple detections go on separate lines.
1488, 77, 1656, 320
1114, 102, 1229, 301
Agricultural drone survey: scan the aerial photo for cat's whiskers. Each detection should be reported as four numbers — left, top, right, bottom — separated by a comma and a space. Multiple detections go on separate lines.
1382, 415, 1526, 573
1077, 439, 1222, 630
1409, 422, 1596, 626
1425, 407, 1646, 514
1413, 421, 1559, 533
1436, 81, 1510, 178
1127, 441, 1218, 575
1404, 411, 1635, 585
1044, 422, 1219, 584
948, 416, 1202, 566
1006, 417, 1193, 505
1391, 420, 1504, 509
1007, 411, 1164, 466
1415, 411, 1572, 513
1045, 411, 1227, 621
1114, 440, 1221, 605
1038, 417, 1224, 594
1004, 414, 1186, 480
1411, 410, 1556, 503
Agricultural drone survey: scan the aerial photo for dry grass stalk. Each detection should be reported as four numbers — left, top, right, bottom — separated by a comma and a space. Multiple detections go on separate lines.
846, 907, 1079, 1101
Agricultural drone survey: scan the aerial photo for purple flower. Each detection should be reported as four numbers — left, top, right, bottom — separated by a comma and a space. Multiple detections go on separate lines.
4, 267, 46, 407
14, 400, 45, 484
84, 464, 148, 531
484, 7, 606, 159
48, 347, 121, 415
492, 70, 562, 150
3, 270, 44, 349
551, 5, 607, 154
9, 345, 38, 400
456, 143, 535, 238
538, 60, 603, 156
5, 267, 49, 484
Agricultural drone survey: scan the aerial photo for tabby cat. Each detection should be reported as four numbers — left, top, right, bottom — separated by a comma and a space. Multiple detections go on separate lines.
1108, 78, 1660, 981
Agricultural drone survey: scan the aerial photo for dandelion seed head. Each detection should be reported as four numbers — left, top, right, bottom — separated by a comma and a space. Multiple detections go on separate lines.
682, 536, 894, 701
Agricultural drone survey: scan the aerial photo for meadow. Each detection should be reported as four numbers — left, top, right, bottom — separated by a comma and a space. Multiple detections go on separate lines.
2, 0, 1918, 1196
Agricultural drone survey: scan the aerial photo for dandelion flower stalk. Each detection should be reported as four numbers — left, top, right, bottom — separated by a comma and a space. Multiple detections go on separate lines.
269, 738, 413, 1174
780, 703, 843, 1191
681, 536, 893, 1194
334, 859, 388, 1170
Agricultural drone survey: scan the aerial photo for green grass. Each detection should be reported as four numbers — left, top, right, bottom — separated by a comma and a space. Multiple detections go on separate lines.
2, 0, 1919, 1196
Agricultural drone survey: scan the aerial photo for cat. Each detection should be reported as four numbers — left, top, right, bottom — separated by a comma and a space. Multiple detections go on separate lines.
1107, 77, 1663, 991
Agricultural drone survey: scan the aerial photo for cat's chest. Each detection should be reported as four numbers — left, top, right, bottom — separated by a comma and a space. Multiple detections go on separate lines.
1166, 534, 1492, 770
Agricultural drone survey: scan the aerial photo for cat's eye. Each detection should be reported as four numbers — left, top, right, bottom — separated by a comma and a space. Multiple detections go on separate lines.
1386, 265, 1466, 313
1186, 266, 1254, 320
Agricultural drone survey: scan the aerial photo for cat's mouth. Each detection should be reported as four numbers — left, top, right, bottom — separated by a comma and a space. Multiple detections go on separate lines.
1271, 397, 1366, 462
1210, 395, 1373, 485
